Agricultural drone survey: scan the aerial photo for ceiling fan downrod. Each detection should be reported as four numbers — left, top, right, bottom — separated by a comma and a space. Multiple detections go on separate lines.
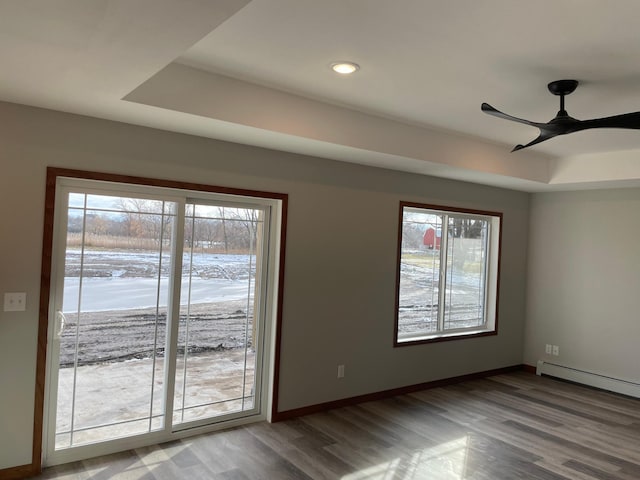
548, 79, 578, 117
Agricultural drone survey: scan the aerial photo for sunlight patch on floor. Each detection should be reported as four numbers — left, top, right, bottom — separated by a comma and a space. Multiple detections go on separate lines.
341, 436, 469, 480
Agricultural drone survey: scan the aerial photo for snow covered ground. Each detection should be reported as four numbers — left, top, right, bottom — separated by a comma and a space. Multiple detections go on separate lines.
62, 249, 255, 312
55, 348, 255, 449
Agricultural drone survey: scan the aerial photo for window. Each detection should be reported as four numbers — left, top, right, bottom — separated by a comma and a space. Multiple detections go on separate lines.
395, 202, 501, 345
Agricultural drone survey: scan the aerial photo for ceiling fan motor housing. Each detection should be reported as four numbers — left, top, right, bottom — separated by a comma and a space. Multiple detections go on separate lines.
547, 79, 579, 96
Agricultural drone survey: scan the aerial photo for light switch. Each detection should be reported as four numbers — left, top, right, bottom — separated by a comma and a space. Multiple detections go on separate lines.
4, 292, 26, 312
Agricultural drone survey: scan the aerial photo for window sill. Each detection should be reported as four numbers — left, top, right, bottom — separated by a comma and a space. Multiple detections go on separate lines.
395, 328, 496, 347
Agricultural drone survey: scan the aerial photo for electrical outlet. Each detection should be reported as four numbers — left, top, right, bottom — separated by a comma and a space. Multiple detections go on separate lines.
552, 345, 559, 356
4, 292, 26, 312
337, 364, 345, 378
545, 344, 552, 354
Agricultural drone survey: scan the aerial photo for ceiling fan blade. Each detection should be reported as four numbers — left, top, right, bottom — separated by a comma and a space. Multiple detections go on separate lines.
511, 132, 558, 152
576, 111, 640, 131
481, 103, 545, 128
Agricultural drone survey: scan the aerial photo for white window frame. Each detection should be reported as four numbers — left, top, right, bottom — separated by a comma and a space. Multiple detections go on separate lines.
395, 202, 502, 345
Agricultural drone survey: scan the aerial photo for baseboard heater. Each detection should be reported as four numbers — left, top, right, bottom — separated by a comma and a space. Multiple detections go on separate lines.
536, 360, 640, 399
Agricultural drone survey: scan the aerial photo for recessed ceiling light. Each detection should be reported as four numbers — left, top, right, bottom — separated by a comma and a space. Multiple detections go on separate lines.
330, 62, 360, 75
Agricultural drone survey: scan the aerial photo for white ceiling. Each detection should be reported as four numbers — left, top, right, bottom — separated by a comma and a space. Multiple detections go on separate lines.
3, 0, 640, 191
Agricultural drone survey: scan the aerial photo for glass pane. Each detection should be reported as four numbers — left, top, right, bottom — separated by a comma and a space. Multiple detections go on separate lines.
174, 203, 262, 425
56, 194, 175, 449
84, 194, 168, 214
443, 216, 488, 330
397, 209, 443, 339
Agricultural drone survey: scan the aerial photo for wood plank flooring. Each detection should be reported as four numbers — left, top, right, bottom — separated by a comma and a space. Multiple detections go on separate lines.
34, 372, 640, 479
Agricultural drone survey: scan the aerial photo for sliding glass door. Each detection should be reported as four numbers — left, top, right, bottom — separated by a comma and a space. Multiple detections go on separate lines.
44, 178, 279, 465
50, 193, 175, 449
174, 202, 265, 426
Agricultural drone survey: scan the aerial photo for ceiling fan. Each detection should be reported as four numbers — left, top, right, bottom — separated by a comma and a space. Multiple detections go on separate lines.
481, 79, 640, 152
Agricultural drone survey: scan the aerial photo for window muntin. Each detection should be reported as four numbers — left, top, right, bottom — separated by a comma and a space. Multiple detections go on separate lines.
395, 203, 501, 344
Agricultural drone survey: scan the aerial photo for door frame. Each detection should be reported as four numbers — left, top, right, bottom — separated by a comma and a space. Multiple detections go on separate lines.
33, 167, 288, 471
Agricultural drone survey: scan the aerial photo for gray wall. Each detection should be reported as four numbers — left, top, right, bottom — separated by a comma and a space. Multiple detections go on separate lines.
0, 101, 529, 470
524, 189, 640, 381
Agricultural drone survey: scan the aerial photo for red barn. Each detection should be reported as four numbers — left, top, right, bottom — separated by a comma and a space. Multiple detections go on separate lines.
423, 227, 441, 249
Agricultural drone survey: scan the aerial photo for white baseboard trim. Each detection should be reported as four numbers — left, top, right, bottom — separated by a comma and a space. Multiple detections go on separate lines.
535, 360, 640, 398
